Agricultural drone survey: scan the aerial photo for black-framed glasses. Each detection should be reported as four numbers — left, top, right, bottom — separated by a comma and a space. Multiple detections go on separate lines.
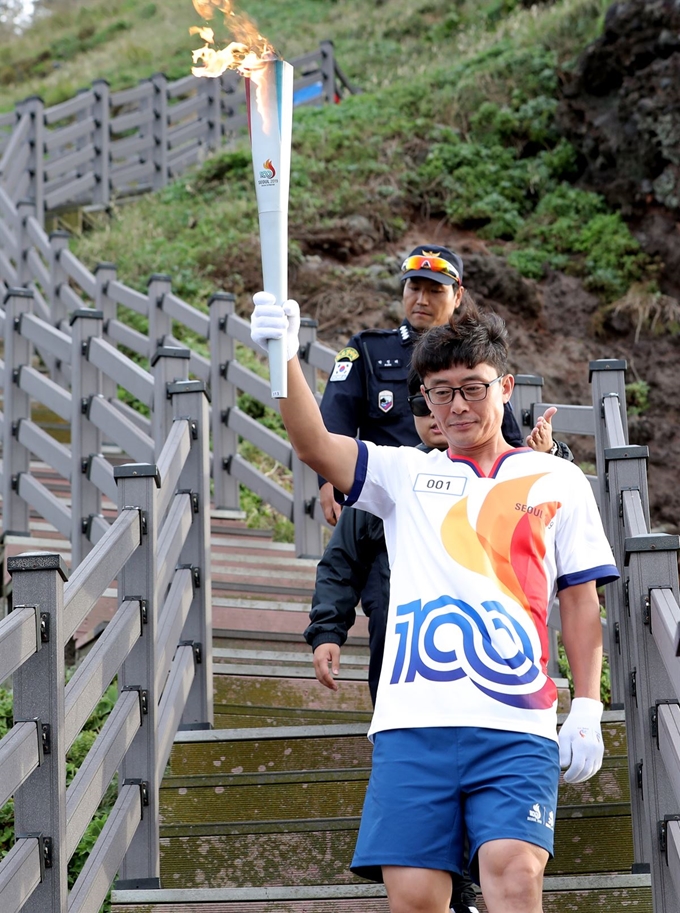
424, 375, 505, 405
407, 393, 431, 417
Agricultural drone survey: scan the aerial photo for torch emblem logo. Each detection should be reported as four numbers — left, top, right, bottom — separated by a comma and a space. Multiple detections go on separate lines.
260, 159, 276, 179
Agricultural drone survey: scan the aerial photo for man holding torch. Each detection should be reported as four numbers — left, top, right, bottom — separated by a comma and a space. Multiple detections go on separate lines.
251, 294, 617, 913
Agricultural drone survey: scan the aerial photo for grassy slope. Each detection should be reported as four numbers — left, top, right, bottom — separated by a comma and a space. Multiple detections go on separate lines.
7, 0, 656, 537
17, 0, 634, 298
5, 0, 642, 304
2, 0, 605, 107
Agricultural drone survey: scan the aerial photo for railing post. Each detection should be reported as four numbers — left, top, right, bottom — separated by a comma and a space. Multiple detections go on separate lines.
590, 358, 629, 507
92, 79, 110, 208
48, 230, 70, 331
624, 533, 680, 909
3, 287, 34, 535
70, 309, 103, 566
209, 292, 239, 510
94, 262, 118, 402
9, 552, 69, 913
147, 272, 172, 351
199, 75, 222, 152
114, 464, 160, 887
590, 358, 629, 708
510, 373, 544, 435
15, 199, 35, 287
294, 317, 324, 558
169, 380, 213, 728
15, 96, 44, 225
220, 71, 240, 136
151, 74, 169, 191
604, 447, 652, 867
602, 445, 650, 713
150, 345, 190, 457
319, 40, 337, 104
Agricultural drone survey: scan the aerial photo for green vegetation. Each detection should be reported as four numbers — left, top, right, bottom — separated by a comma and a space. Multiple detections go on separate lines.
0, 680, 118, 909
2, 0, 658, 539
53, 0, 648, 310
625, 380, 651, 417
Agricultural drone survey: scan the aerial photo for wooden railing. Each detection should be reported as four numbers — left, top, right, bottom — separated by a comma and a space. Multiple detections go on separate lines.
0, 374, 212, 913
0, 40, 358, 223
514, 363, 680, 910
0, 217, 335, 560
589, 361, 680, 909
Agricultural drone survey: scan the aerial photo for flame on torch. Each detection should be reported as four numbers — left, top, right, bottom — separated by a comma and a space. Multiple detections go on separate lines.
190, 0, 278, 78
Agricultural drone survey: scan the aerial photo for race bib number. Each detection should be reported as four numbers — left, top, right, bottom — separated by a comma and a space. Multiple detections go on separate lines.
413, 474, 467, 496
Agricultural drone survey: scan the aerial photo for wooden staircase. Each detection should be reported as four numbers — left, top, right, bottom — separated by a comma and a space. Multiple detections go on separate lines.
0, 464, 651, 911
108, 519, 653, 913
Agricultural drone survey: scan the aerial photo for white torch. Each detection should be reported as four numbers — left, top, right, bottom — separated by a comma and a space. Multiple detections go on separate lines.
245, 59, 293, 398
190, 2, 293, 397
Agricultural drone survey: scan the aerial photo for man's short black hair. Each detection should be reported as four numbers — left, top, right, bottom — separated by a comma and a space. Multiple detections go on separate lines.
407, 367, 422, 397
411, 302, 509, 379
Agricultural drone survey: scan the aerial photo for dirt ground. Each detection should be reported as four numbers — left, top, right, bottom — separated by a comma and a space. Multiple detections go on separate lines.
288, 219, 680, 533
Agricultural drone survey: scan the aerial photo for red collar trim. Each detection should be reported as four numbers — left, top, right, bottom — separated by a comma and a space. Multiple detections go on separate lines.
445, 446, 530, 478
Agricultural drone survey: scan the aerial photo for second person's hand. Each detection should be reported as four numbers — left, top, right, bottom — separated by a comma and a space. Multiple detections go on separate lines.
313, 642, 341, 691
320, 481, 342, 526
526, 406, 557, 452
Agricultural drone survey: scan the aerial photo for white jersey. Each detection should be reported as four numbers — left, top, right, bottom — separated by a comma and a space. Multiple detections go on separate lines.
346, 442, 619, 743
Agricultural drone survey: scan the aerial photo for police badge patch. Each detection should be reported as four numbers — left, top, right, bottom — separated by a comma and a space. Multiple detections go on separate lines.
335, 347, 360, 362
330, 362, 353, 382
378, 390, 394, 413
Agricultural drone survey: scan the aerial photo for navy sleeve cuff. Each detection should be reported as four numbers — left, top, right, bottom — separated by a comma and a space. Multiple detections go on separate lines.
556, 564, 620, 591
342, 440, 369, 507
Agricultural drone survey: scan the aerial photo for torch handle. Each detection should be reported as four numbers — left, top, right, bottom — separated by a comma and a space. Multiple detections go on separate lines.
258, 209, 289, 399
266, 338, 287, 399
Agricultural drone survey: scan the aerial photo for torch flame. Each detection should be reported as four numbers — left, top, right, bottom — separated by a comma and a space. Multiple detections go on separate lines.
190, 0, 278, 79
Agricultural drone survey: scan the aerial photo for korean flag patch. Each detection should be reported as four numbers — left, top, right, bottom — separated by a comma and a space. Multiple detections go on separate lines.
378, 390, 394, 413
330, 362, 353, 382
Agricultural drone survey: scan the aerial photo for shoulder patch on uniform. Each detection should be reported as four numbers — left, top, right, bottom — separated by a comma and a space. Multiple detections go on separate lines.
330, 362, 354, 382
335, 346, 360, 363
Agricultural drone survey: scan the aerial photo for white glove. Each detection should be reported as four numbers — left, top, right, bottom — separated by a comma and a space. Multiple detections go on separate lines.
251, 291, 300, 361
558, 697, 604, 783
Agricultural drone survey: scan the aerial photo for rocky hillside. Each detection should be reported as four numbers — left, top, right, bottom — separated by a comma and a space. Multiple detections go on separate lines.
44, 0, 675, 531
289, 0, 680, 532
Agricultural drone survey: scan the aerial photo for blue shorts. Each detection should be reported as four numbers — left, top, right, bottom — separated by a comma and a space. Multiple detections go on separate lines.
351, 726, 559, 884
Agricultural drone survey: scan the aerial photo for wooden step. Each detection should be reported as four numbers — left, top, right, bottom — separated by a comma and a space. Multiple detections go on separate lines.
111, 874, 652, 912
212, 595, 368, 645
213, 671, 374, 729
157, 715, 634, 888
167, 724, 372, 778
214, 646, 369, 668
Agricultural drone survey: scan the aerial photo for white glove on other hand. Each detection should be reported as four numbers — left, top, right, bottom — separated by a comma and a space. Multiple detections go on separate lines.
558, 697, 604, 783
251, 291, 300, 361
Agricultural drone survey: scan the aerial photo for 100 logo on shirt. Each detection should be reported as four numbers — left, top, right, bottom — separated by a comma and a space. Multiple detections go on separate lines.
389, 595, 555, 710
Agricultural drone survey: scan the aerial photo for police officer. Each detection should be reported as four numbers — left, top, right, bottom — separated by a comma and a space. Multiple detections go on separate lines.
318, 244, 523, 524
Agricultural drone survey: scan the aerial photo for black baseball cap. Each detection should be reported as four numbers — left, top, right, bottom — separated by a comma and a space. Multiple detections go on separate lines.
400, 244, 463, 286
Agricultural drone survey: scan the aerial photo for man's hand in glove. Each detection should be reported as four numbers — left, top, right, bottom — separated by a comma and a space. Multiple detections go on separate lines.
558, 697, 604, 784
251, 291, 300, 361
